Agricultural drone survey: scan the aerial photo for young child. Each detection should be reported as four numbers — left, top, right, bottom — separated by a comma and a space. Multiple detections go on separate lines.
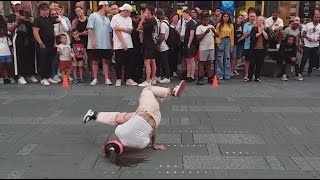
83, 80, 186, 167
71, 29, 85, 83
56, 34, 74, 83
0, 25, 15, 84
279, 34, 303, 81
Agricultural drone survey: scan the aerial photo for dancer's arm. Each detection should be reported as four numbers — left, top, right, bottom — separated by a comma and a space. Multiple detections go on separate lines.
151, 130, 166, 150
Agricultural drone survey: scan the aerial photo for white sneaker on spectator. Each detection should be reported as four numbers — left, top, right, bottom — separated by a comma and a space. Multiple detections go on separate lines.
126, 79, 138, 86
151, 80, 156, 85
18, 77, 27, 85
282, 74, 288, 81
0, 78, 4, 84
29, 75, 38, 83
159, 78, 170, 84
58, 72, 62, 78
155, 77, 161, 82
231, 72, 234, 77
115, 79, 121, 87
138, 81, 151, 87
53, 75, 61, 83
48, 78, 58, 84
69, 77, 73, 82
233, 70, 240, 76
296, 74, 303, 81
41, 79, 50, 86
317, 67, 320, 71
90, 79, 98, 86
173, 72, 178, 77
105, 79, 113, 85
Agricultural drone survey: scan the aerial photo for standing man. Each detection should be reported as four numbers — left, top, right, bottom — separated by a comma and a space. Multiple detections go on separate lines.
137, 5, 158, 87
86, 1, 113, 86
109, 4, 119, 20
299, 13, 320, 78
211, 7, 221, 26
110, 3, 138, 87
242, 11, 256, 81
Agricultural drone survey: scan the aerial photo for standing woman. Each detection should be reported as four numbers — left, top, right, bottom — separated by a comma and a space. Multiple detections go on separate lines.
71, 6, 89, 76
231, 14, 245, 76
215, 12, 234, 80
246, 16, 269, 82
169, 13, 180, 77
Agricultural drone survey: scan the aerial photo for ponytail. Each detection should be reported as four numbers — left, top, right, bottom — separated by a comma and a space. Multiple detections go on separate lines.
103, 141, 149, 168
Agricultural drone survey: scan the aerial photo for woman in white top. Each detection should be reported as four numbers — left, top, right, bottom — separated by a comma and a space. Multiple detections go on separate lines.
83, 80, 186, 167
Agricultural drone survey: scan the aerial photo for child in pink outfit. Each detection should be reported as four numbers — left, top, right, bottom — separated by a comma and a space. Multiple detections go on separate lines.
83, 80, 186, 150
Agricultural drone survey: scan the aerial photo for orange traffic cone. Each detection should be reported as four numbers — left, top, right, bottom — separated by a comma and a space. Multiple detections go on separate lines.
212, 75, 219, 87
62, 74, 69, 88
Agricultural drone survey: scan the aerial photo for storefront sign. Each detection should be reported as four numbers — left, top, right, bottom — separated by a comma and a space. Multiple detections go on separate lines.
299, 1, 316, 19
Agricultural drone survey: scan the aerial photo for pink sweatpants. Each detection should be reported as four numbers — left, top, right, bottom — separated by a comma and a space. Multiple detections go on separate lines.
96, 85, 170, 126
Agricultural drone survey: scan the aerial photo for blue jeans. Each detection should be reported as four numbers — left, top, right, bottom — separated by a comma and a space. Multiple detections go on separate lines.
216, 37, 231, 79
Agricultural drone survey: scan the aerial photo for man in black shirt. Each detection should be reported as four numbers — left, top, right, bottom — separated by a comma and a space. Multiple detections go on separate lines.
182, 10, 196, 82
279, 35, 302, 81
33, 3, 59, 86
137, 5, 158, 87
131, 11, 143, 83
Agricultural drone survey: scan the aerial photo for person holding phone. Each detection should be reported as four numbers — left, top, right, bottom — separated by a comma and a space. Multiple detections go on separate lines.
7, 1, 37, 85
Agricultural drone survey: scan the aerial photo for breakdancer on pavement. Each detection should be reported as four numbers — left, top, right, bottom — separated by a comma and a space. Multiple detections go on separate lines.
83, 80, 186, 167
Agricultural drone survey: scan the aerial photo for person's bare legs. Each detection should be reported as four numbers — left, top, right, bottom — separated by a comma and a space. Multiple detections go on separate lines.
102, 59, 109, 80
92, 61, 99, 80
144, 59, 151, 82
150, 59, 156, 81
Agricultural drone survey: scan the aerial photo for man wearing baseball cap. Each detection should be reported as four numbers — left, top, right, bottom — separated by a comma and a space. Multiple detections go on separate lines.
110, 3, 138, 87
86, 1, 113, 86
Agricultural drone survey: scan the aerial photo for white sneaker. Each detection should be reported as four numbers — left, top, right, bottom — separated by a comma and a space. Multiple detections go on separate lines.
233, 70, 240, 76
41, 79, 50, 86
48, 78, 58, 84
173, 72, 178, 77
159, 78, 170, 84
105, 79, 113, 85
83, 109, 96, 123
231, 72, 234, 77
69, 77, 73, 82
18, 76, 27, 85
126, 79, 138, 86
172, 80, 186, 97
53, 75, 61, 83
138, 81, 151, 87
58, 72, 62, 78
90, 79, 98, 86
296, 74, 303, 81
282, 74, 288, 81
116, 79, 121, 87
151, 80, 156, 85
29, 75, 38, 83
155, 77, 161, 82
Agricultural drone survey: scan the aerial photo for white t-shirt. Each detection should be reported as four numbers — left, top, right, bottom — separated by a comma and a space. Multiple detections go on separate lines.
57, 44, 71, 61
110, 14, 133, 50
265, 17, 284, 31
302, 22, 320, 48
0, 36, 12, 56
196, 24, 215, 50
159, 20, 170, 52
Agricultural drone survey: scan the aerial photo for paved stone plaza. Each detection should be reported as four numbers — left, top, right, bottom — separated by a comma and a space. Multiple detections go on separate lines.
1, 72, 320, 179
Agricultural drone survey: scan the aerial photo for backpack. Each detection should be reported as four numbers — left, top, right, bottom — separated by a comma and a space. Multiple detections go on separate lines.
163, 22, 180, 49
152, 19, 160, 45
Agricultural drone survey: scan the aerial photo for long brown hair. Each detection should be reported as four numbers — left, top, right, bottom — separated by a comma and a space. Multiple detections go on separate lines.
104, 142, 149, 168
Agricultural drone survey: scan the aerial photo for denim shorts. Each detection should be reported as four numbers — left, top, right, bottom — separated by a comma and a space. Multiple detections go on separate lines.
0, 55, 12, 63
232, 44, 243, 59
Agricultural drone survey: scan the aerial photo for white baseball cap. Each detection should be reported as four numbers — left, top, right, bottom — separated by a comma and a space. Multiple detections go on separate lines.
119, 3, 132, 12
98, 1, 109, 6
11, 1, 21, 5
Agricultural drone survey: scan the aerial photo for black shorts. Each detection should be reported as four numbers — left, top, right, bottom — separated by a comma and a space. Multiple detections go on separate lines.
242, 49, 251, 61
143, 46, 156, 59
87, 49, 112, 62
182, 45, 196, 58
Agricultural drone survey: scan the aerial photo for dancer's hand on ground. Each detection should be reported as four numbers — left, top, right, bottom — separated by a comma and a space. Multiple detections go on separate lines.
152, 144, 166, 150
